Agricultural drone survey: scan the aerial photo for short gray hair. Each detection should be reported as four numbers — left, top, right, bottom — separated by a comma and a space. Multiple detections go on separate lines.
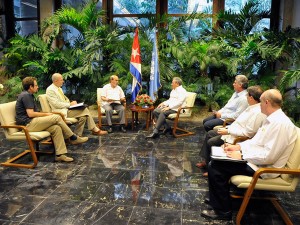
173, 77, 182, 86
52, 73, 62, 82
235, 75, 248, 89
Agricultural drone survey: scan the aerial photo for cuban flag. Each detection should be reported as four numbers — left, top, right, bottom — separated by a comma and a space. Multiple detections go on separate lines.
130, 28, 142, 103
149, 29, 161, 102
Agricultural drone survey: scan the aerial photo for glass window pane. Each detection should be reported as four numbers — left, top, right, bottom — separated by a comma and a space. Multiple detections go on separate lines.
225, 0, 271, 13
62, 0, 102, 9
113, 17, 150, 28
171, 17, 212, 41
15, 20, 38, 36
113, 0, 156, 14
168, 0, 212, 14
14, 0, 38, 18
250, 18, 270, 33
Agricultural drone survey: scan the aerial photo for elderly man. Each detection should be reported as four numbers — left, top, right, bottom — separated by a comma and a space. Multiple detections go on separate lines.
146, 77, 187, 139
16, 77, 89, 162
197, 85, 266, 176
46, 73, 107, 136
203, 75, 249, 132
101, 75, 127, 133
201, 89, 297, 221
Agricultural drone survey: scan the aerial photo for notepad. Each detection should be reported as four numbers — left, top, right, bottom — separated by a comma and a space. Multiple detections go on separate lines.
69, 102, 85, 109
211, 146, 246, 163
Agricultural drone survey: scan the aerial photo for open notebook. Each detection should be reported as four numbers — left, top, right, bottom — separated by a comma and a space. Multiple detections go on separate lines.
211, 146, 246, 163
69, 102, 85, 109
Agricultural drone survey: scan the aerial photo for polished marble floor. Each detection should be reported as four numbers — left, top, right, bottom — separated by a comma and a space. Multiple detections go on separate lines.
0, 120, 299, 225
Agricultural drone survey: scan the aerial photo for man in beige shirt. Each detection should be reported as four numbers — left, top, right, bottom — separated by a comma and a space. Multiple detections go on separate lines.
46, 73, 107, 136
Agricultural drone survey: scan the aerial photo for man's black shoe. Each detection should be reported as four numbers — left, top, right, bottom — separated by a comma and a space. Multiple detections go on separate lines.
146, 132, 159, 139
162, 127, 172, 135
107, 127, 113, 133
120, 126, 127, 133
204, 197, 210, 205
201, 209, 232, 221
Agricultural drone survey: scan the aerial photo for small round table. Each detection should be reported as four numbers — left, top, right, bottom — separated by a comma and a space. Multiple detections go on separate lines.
130, 105, 155, 130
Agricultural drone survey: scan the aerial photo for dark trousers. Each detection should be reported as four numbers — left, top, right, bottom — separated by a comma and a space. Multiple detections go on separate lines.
208, 160, 255, 212
203, 115, 224, 132
153, 108, 176, 131
200, 130, 224, 163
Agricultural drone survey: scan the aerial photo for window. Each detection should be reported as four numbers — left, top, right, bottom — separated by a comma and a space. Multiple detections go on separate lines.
14, 0, 39, 36
168, 0, 212, 14
113, 0, 156, 14
225, 0, 272, 32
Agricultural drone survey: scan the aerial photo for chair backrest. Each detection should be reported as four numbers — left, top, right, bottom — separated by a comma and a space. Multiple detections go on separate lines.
281, 127, 300, 184
38, 94, 52, 113
97, 88, 103, 103
0, 101, 19, 136
183, 92, 197, 116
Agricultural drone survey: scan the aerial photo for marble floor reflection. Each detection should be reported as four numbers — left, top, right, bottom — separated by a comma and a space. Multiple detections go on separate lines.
0, 121, 299, 225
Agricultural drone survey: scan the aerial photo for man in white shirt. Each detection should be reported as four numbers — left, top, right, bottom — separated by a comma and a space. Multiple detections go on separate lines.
201, 89, 297, 221
203, 75, 249, 132
146, 77, 187, 139
101, 75, 127, 133
46, 73, 107, 136
197, 86, 266, 176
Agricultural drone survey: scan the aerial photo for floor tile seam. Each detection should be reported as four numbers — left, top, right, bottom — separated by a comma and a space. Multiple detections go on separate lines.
126, 205, 136, 225
17, 195, 49, 225
90, 204, 121, 225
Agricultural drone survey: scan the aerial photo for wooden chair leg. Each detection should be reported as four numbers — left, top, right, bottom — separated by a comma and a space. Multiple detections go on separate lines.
271, 199, 294, 225
171, 117, 195, 138
1, 139, 53, 169
231, 188, 294, 225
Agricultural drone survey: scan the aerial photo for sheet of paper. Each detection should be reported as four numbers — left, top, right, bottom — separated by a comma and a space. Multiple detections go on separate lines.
69, 102, 84, 109
211, 146, 246, 163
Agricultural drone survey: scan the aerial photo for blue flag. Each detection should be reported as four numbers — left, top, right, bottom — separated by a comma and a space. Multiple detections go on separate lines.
130, 28, 142, 103
149, 30, 161, 102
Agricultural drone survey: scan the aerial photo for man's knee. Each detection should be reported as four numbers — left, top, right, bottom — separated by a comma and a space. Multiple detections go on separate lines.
207, 130, 218, 138
51, 114, 63, 122
78, 116, 87, 122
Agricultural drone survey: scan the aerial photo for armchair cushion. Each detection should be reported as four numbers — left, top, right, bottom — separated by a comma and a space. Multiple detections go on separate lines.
38, 94, 78, 125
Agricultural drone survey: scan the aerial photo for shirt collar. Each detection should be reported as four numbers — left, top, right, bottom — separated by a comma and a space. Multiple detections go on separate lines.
266, 108, 283, 123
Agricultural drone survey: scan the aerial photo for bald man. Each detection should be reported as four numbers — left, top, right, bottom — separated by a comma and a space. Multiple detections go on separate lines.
201, 89, 297, 221
101, 75, 126, 133
46, 73, 107, 136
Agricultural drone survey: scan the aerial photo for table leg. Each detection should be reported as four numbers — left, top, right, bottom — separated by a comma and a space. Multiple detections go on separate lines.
146, 111, 150, 130
131, 111, 135, 130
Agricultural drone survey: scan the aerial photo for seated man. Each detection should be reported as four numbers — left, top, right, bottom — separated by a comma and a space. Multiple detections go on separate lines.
203, 75, 249, 132
201, 89, 297, 221
16, 77, 89, 162
146, 77, 187, 139
46, 73, 107, 136
101, 75, 127, 133
197, 86, 266, 176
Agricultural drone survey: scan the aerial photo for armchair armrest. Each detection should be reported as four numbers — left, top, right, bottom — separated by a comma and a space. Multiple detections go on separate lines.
0, 124, 33, 141
233, 136, 250, 145
223, 118, 235, 127
175, 106, 194, 117
241, 167, 300, 194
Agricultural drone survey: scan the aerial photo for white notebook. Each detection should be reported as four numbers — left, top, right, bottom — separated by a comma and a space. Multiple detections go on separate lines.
211, 146, 245, 163
69, 102, 85, 109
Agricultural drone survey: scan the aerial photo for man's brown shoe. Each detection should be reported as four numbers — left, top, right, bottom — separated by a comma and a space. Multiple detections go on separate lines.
70, 136, 88, 145
55, 154, 74, 162
92, 129, 108, 135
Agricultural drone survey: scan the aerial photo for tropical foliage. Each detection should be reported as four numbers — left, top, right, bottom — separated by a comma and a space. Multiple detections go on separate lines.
0, 0, 300, 116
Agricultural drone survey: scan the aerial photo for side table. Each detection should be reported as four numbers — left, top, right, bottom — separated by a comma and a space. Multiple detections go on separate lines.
130, 105, 154, 130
